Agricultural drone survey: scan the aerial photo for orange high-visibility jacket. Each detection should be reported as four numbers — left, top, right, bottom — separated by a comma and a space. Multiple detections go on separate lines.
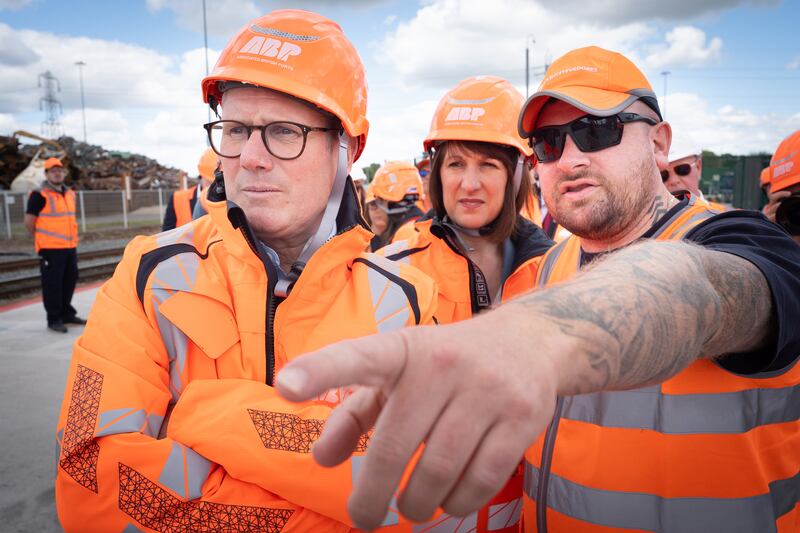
55, 184, 446, 532
31, 185, 78, 253
172, 185, 197, 227
380, 216, 553, 531
523, 196, 800, 532
382, 217, 554, 324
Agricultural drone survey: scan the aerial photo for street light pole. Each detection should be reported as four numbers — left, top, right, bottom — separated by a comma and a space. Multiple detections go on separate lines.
75, 61, 87, 143
661, 70, 671, 119
525, 36, 535, 98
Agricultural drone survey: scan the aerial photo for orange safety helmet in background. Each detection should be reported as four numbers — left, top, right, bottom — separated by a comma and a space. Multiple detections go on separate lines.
769, 129, 800, 193
371, 161, 423, 203
760, 167, 771, 189
44, 157, 64, 170
197, 147, 219, 182
201, 9, 369, 161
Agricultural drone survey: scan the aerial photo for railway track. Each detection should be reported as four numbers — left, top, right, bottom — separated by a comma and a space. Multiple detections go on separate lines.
0, 248, 125, 300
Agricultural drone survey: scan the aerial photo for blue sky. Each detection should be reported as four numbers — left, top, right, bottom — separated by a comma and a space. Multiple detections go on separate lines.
1, 0, 798, 174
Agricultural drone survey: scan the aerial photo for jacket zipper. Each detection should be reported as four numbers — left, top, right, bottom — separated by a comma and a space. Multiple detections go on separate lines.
265, 294, 283, 386
536, 396, 563, 533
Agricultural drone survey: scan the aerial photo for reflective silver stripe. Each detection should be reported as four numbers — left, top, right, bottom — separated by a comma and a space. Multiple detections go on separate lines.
662, 210, 717, 239
38, 211, 76, 217
96, 407, 147, 437
352, 455, 400, 526
524, 461, 799, 532
411, 511, 478, 532
364, 256, 411, 333
648, 202, 703, 239
153, 252, 200, 293
144, 413, 165, 438
152, 290, 188, 401
156, 223, 194, 248
381, 240, 411, 264
487, 498, 522, 530
562, 382, 800, 434
158, 442, 212, 500
537, 237, 571, 287
34, 228, 74, 241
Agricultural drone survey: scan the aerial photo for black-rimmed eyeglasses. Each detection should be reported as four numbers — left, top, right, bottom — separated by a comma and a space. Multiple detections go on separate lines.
203, 120, 338, 160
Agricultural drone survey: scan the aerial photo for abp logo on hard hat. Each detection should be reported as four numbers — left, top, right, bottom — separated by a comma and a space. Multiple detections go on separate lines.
445, 107, 486, 122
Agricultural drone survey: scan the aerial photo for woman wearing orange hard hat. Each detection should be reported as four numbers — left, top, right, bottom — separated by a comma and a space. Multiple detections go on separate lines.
382, 75, 554, 322
377, 76, 554, 531
366, 160, 426, 250
55, 9, 440, 533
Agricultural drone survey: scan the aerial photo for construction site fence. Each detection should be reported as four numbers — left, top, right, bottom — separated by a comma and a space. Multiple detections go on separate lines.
0, 189, 180, 239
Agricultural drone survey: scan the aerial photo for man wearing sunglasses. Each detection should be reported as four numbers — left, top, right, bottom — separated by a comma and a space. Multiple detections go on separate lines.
662, 142, 727, 210
276, 46, 800, 532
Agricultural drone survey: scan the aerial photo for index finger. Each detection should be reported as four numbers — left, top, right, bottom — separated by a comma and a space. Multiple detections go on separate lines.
276, 329, 410, 402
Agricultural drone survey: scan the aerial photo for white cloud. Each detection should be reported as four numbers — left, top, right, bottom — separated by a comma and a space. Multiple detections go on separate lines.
645, 26, 722, 69
383, 14, 397, 25
0, 23, 219, 173
377, 0, 656, 90
146, 0, 261, 37
359, 98, 439, 167
0, 113, 19, 132
547, 0, 779, 23
667, 92, 800, 155
787, 56, 800, 70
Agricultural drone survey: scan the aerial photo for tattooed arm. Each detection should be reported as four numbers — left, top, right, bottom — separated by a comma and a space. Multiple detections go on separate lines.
275, 238, 777, 529
509, 240, 774, 394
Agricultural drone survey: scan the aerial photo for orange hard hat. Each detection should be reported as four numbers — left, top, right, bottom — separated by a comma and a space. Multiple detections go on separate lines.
759, 167, 771, 188
518, 46, 661, 138
201, 9, 369, 160
44, 157, 63, 170
197, 147, 219, 181
371, 161, 423, 203
425, 76, 532, 158
769, 130, 800, 192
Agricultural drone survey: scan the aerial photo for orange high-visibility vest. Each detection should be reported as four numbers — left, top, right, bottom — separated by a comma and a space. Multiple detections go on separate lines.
32, 186, 78, 253
172, 185, 197, 227
523, 196, 800, 532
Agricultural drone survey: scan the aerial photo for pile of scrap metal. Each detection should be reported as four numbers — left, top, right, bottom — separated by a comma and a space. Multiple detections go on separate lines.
0, 132, 187, 192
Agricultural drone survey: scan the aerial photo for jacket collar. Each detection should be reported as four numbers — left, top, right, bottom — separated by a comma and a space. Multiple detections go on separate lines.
205, 174, 372, 280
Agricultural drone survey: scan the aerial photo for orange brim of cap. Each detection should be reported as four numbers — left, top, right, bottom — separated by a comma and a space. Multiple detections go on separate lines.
518, 86, 652, 137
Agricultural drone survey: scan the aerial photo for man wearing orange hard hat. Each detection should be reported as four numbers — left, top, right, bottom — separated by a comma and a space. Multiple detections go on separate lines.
55, 10, 439, 532
276, 46, 800, 532
764, 129, 800, 244
162, 147, 218, 230
24, 157, 86, 333
366, 160, 425, 249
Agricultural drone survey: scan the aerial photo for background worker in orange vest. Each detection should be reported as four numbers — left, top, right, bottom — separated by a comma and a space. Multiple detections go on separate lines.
415, 156, 433, 212
277, 46, 800, 532
161, 147, 218, 230
662, 138, 727, 210
24, 157, 85, 333
366, 161, 425, 250
763, 129, 800, 245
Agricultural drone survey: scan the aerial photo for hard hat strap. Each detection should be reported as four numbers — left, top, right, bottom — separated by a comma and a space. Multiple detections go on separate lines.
274, 129, 350, 298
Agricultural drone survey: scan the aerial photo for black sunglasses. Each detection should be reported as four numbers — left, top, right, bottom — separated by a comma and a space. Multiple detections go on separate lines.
660, 162, 693, 182
530, 112, 659, 163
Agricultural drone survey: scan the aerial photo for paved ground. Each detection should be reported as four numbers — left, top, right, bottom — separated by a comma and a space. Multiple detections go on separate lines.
0, 286, 99, 532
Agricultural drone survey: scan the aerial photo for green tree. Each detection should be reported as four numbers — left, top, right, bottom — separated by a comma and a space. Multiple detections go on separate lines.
362, 162, 380, 183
